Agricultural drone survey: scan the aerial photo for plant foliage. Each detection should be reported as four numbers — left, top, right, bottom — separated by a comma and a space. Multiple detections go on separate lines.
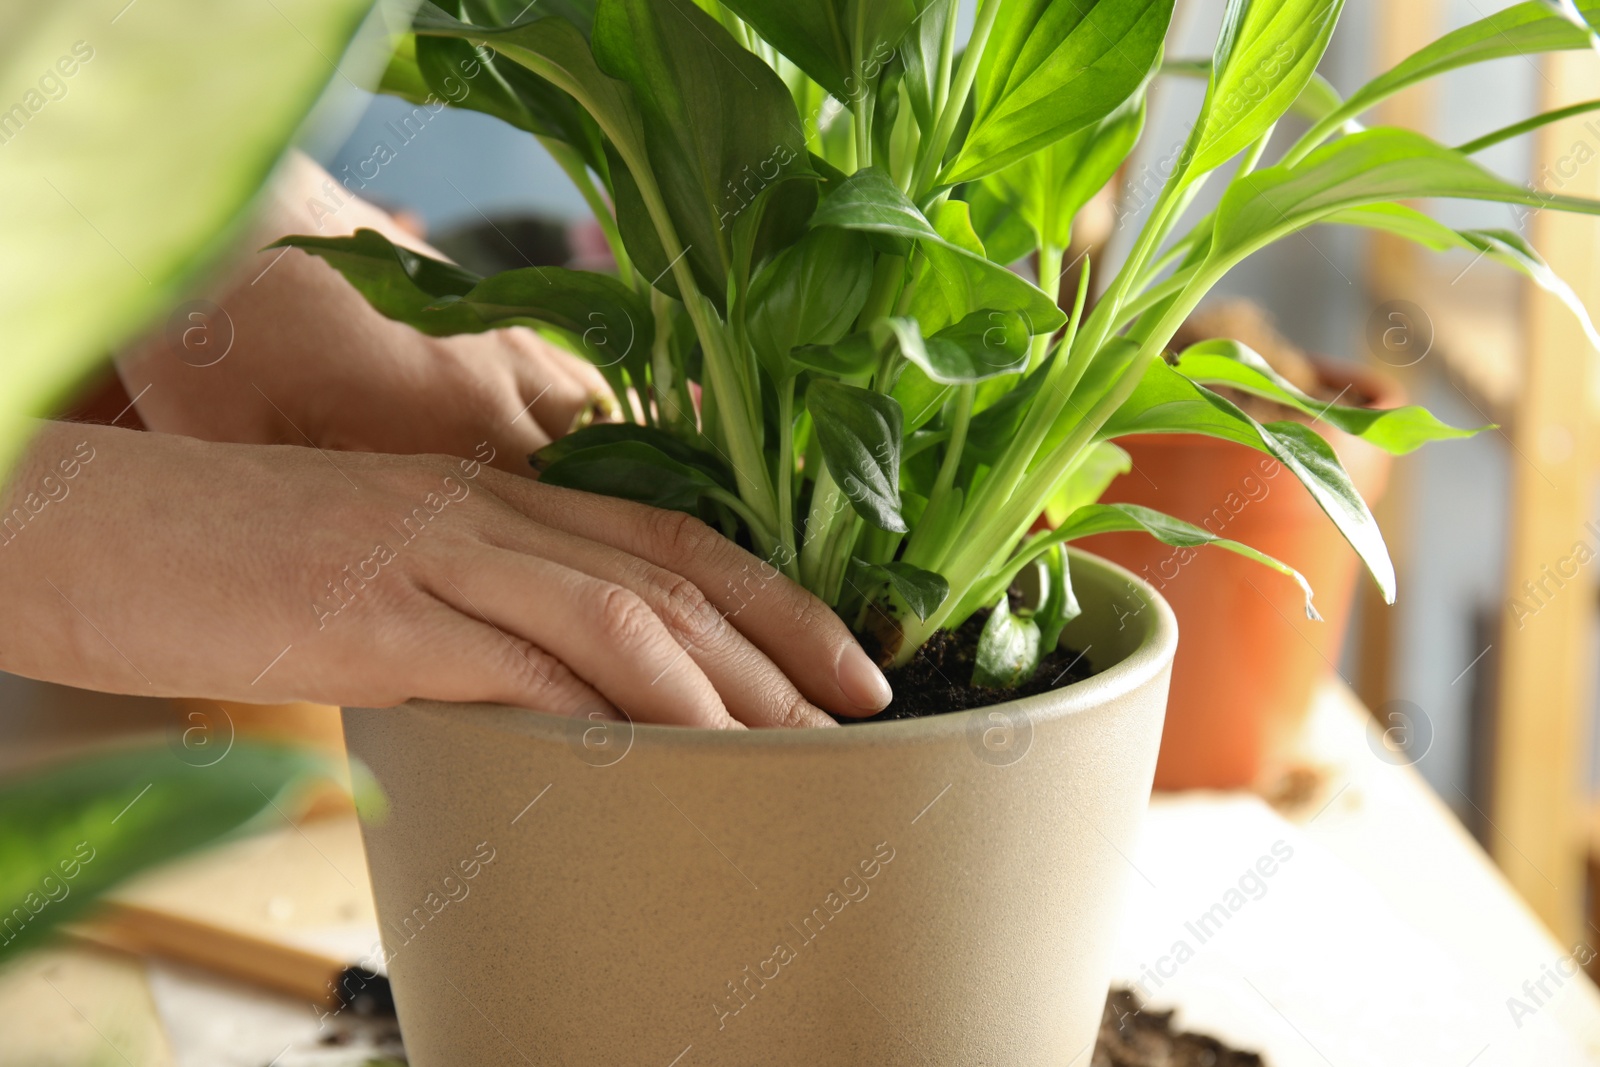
283, 0, 1600, 685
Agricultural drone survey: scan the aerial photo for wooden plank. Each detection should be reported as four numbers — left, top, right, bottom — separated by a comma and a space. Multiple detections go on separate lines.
1492, 49, 1600, 946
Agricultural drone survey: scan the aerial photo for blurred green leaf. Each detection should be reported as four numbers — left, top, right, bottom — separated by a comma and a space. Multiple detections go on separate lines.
0, 0, 387, 473
1, 742, 339, 962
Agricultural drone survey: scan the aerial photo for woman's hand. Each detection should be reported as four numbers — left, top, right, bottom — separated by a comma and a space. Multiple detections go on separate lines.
115, 153, 607, 474
0, 423, 893, 728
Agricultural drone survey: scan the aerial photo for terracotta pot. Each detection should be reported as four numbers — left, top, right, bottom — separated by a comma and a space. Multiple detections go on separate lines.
342, 550, 1176, 1067
1081, 360, 1399, 791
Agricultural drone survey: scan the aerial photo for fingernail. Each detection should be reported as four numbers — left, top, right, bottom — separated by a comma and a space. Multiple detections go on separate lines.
838, 644, 893, 712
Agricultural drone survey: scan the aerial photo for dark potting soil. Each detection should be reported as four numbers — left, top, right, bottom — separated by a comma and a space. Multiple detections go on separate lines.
847, 608, 1097, 722
1096, 988, 1265, 1067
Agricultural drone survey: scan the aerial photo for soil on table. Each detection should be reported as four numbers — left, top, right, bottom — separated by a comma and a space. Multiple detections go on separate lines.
1096, 988, 1265, 1067
848, 607, 1097, 722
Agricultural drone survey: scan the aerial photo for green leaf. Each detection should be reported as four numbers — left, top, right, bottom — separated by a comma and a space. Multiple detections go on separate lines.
0, 0, 382, 474
1209, 129, 1600, 270
591, 0, 816, 303
965, 184, 1043, 266
748, 228, 876, 378
1172, 338, 1484, 453
270, 229, 479, 332
792, 333, 881, 377
411, 8, 605, 172
380, 35, 434, 104
1538, 0, 1600, 42
849, 559, 951, 621
0, 742, 338, 960
1186, 0, 1344, 176
271, 230, 655, 378
807, 380, 908, 532
810, 166, 944, 253
946, 0, 1175, 184
1307, 2, 1600, 141
1324, 203, 1600, 351
536, 439, 728, 512
414, 5, 644, 157
1161, 57, 1349, 125
972, 593, 1042, 688
1044, 441, 1131, 526
976, 91, 1146, 251
1031, 543, 1080, 653
718, 0, 939, 103
1455, 98, 1600, 156
901, 0, 960, 130
964, 360, 1049, 461
879, 311, 1032, 384
1102, 357, 1395, 602
1050, 502, 1319, 618
532, 423, 733, 488
809, 171, 1065, 333
907, 201, 1067, 333
892, 363, 955, 433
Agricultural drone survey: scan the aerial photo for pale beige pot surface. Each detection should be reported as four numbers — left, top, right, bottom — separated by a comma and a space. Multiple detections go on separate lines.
343, 550, 1177, 1067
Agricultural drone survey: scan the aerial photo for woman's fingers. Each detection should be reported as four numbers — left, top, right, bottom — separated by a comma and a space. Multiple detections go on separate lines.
429, 545, 742, 729
386, 596, 617, 718
479, 478, 894, 718
476, 518, 837, 729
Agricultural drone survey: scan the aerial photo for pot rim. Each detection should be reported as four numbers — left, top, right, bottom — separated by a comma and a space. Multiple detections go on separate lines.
379, 548, 1177, 750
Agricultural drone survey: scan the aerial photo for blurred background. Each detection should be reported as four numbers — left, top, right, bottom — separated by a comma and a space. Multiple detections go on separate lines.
8, 0, 1600, 989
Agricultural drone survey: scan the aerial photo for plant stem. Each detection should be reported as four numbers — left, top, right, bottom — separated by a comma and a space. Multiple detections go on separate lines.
923, 264, 1090, 571
1030, 242, 1065, 369
894, 266, 1216, 664
776, 378, 797, 570
650, 287, 691, 433
904, 382, 973, 564
934, 2, 958, 114
911, 0, 1003, 199
800, 465, 849, 592
704, 487, 776, 550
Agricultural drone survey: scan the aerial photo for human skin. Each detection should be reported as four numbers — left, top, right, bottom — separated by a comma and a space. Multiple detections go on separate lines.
115, 151, 610, 474
1, 156, 892, 727
0, 421, 893, 728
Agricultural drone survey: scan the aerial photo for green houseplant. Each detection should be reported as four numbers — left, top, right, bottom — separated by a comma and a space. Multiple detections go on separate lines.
306, 2, 1600, 1063
284, 0, 1600, 693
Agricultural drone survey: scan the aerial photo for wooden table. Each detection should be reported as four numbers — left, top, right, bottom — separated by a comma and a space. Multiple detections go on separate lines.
3, 681, 1597, 1065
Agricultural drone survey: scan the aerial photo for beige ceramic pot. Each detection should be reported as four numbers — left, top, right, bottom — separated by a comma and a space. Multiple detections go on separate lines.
342, 549, 1176, 1066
